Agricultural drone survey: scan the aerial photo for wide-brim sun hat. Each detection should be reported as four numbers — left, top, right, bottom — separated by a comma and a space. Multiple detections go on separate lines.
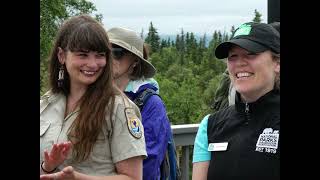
107, 27, 156, 78
215, 22, 280, 59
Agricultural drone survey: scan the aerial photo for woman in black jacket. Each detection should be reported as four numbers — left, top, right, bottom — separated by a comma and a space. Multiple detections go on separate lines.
192, 22, 280, 180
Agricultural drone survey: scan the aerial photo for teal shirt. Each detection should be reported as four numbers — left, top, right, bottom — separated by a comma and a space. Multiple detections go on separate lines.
125, 78, 159, 93
193, 114, 211, 163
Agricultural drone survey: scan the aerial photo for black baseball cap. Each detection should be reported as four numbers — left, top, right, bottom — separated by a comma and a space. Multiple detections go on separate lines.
215, 22, 280, 59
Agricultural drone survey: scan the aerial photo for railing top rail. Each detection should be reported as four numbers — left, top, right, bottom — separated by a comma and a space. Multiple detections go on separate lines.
171, 124, 199, 134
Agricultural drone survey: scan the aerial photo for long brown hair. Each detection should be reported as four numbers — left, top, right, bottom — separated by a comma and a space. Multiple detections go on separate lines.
48, 15, 119, 162
129, 44, 149, 80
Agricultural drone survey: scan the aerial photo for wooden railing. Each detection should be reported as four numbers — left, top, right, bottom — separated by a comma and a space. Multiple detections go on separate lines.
172, 124, 199, 180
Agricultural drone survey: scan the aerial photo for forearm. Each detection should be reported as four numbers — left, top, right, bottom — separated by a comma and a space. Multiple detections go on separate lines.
40, 168, 138, 180
192, 161, 209, 180
74, 172, 135, 180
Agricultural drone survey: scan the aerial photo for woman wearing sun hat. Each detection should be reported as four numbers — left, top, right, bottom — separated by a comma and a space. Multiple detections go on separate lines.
107, 27, 172, 180
192, 22, 280, 180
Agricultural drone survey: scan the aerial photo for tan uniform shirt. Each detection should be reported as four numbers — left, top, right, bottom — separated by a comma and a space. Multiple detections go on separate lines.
40, 91, 147, 176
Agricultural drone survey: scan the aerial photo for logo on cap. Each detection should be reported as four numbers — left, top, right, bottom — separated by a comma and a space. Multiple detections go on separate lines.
233, 24, 252, 38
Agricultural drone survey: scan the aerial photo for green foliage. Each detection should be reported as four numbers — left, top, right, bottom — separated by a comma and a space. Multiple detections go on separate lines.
147, 25, 229, 124
40, 0, 101, 96
253, 9, 262, 23
150, 47, 178, 74
204, 73, 225, 111
145, 22, 160, 53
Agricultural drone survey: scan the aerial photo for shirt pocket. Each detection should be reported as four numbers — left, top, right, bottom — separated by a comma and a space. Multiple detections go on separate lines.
90, 133, 111, 161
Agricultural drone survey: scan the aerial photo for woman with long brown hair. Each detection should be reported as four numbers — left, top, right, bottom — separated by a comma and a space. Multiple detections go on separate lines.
40, 15, 146, 180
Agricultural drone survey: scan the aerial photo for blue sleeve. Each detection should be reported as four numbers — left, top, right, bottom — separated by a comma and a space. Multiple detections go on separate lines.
141, 95, 171, 179
193, 115, 211, 163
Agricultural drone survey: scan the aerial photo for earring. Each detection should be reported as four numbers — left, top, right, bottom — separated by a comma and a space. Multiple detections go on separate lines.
58, 65, 64, 87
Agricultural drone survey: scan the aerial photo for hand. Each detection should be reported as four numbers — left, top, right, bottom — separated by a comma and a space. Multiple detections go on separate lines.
40, 166, 75, 180
43, 141, 72, 172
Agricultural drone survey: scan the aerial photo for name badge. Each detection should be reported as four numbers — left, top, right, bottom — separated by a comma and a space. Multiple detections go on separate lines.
208, 142, 228, 151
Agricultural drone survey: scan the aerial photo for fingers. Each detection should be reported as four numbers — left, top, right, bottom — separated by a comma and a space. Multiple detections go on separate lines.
39, 174, 51, 180
45, 141, 72, 163
51, 142, 68, 158
50, 143, 63, 161
62, 166, 74, 174
65, 141, 72, 146
54, 171, 62, 180
61, 142, 72, 157
50, 144, 58, 156
40, 172, 58, 180
44, 150, 50, 162
60, 166, 75, 179
56, 143, 65, 155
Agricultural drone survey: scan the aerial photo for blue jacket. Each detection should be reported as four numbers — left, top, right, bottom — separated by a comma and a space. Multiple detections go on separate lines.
125, 78, 171, 180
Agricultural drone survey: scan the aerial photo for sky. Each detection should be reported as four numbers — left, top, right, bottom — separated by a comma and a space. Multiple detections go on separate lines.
88, 0, 268, 36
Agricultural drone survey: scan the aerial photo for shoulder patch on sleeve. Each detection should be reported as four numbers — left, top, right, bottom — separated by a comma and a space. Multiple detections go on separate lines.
125, 107, 142, 139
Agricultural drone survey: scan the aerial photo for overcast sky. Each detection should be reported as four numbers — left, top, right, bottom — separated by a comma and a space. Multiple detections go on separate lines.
88, 0, 267, 36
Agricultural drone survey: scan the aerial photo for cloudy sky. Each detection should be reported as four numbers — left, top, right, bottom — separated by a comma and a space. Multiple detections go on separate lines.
88, 0, 267, 36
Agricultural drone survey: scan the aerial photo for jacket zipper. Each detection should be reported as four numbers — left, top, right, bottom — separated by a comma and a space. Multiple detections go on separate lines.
245, 102, 250, 124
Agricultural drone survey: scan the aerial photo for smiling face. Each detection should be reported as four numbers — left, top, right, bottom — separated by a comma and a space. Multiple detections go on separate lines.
58, 49, 107, 89
227, 45, 280, 102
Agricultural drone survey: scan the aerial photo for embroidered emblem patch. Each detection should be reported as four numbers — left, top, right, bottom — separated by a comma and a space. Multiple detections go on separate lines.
125, 108, 142, 139
233, 23, 252, 38
255, 128, 279, 154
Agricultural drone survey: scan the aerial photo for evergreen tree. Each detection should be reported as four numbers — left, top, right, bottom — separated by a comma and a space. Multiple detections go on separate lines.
212, 31, 219, 48
160, 39, 168, 49
178, 29, 186, 65
230, 25, 235, 37
222, 31, 229, 42
253, 9, 262, 23
179, 29, 186, 53
189, 32, 198, 64
185, 32, 191, 60
145, 22, 160, 54
167, 37, 171, 47
171, 39, 175, 47
175, 34, 180, 51
140, 28, 144, 39
197, 33, 207, 64
200, 33, 206, 49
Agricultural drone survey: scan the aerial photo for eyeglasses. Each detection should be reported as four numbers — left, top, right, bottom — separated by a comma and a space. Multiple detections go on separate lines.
111, 47, 128, 60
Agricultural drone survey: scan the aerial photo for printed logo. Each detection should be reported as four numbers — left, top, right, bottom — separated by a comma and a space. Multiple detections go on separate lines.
233, 23, 252, 38
255, 128, 279, 154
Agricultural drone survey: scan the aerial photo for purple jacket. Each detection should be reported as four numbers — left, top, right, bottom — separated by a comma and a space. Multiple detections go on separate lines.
126, 82, 171, 180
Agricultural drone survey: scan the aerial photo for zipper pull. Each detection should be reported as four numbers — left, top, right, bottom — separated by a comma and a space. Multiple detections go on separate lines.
245, 102, 249, 113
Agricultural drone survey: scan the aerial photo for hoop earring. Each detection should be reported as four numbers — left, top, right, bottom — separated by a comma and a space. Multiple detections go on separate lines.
58, 65, 64, 87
